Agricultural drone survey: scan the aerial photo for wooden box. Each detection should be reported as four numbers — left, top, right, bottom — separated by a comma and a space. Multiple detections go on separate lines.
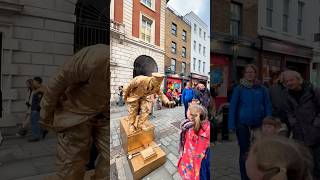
128, 142, 166, 180
120, 118, 155, 154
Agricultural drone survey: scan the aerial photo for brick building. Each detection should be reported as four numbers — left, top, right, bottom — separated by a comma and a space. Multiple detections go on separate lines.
0, 0, 108, 127
164, 6, 191, 92
211, 0, 258, 107
110, 0, 167, 105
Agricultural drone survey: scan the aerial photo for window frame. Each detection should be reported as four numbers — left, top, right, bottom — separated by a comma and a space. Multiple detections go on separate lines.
282, 0, 289, 32
171, 58, 176, 73
182, 46, 186, 58
182, 30, 187, 41
230, 2, 242, 37
266, 0, 273, 28
171, 23, 177, 36
140, 15, 153, 43
171, 41, 177, 54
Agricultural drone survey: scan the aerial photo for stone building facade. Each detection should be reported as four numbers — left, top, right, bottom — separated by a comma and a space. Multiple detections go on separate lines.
0, 0, 77, 127
110, 0, 167, 105
0, 0, 109, 127
164, 6, 191, 91
184, 11, 210, 86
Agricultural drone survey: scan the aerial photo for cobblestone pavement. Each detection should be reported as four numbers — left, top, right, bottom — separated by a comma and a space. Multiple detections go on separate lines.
212, 139, 240, 180
110, 106, 185, 180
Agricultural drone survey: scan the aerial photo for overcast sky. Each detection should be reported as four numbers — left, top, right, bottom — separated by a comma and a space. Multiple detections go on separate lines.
167, 0, 210, 30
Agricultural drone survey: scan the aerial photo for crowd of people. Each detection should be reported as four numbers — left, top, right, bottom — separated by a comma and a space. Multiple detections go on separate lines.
228, 64, 320, 180
176, 64, 320, 180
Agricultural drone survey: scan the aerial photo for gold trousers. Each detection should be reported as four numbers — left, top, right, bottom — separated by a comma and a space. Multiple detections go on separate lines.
56, 117, 109, 180
127, 99, 150, 128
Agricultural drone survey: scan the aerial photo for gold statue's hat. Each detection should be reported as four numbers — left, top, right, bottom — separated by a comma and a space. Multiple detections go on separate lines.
151, 72, 165, 79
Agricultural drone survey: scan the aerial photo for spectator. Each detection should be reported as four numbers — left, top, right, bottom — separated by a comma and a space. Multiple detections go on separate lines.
246, 136, 313, 180
16, 79, 34, 137
28, 77, 46, 142
117, 86, 124, 106
166, 89, 174, 101
178, 104, 210, 180
252, 116, 282, 141
282, 70, 320, 180
173, 89, 181, 106
181, 82, 195, 119
269, 72, 290, 137
228, 64, 272, 180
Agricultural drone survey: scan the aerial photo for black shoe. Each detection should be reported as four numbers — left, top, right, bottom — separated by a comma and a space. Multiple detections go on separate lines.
16, 128, 27, 137
28, 137, 39, 142
42, 130, 48, 139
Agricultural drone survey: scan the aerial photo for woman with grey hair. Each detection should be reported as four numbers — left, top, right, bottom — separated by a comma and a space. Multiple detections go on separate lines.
282, 70, 320, 180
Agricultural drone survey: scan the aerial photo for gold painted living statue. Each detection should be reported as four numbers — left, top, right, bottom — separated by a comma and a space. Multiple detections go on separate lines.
124, 73, 175, 134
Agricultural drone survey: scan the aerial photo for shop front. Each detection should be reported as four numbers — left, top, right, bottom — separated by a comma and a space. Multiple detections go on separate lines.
190, 73, 209, 88
165, 74, 190, 93
210, 53, 230, 108
258, 37, 313, 85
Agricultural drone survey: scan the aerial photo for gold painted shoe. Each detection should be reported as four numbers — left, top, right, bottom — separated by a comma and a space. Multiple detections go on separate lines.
140, 124, 150, 131
128, 125, 137, 134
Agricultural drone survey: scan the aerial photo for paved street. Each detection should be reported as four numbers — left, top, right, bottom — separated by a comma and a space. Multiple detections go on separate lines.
110, 106, 241, 180
110, 106, 185, 180
0, 106, 240, 180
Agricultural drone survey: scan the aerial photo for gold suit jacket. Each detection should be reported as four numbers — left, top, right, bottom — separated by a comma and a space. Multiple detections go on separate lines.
124, 76, 169, 104
40, 44, 109, 131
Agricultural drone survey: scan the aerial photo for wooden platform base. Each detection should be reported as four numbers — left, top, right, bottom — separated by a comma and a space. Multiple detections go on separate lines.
128, 142, 166, 180
120, 117, 155, 154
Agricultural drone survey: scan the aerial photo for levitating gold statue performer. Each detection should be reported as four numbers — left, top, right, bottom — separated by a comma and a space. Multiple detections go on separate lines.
123, 73, 175, 134
40, 44, 109, 180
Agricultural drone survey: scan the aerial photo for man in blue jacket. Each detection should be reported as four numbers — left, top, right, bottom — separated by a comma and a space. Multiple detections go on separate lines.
228, 64, 272, 180
181, 82, 195, 119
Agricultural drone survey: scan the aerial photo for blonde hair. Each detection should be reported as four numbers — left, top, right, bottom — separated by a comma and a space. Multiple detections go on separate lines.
282, 70, 304, 85
249, 137, 313, 180
188, 104, 208, 134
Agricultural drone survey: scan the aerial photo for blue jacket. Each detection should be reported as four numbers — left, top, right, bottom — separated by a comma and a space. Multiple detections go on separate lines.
182, 88, 194, 104
228, 84, 272, 129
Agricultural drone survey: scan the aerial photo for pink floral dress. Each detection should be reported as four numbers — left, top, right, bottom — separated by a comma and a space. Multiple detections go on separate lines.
177, 121, 210, 180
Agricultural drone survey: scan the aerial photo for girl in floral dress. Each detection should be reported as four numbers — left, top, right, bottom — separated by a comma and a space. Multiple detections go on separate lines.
178, 104, 210, 180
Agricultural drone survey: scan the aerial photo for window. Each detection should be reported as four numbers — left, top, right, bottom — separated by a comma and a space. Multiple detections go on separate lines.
171, 23, 177, 36
199, 44, 201, 54
182, 62, 186, 73
193, 58, 196, 70
182, 47, 186, 58
266, 0, 273, 27
171, 59, 176, 73
204, 32, 206, 40
230, 2, 241, 36
193, 41, 196, 50
297, 1, 304, 36
203, 62, 205, 73
194, 24, 197, 33
140, 16, 152, 43
171, 42, 176, 54
199, 28, 202, 38
182, 30, 186, 41
203, 47, 206, 56
141, 0, 152, 8
283, 0, 289, 32
198, 60, 201, 72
